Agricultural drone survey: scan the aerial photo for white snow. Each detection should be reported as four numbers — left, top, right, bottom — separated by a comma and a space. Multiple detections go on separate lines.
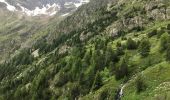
0, 0, 90, 16
74, 3, 82, 8
74, 0, 90, 8
49, 11, 57, 16
61, 13, 70, 16
64, 2, 73, 6
0, 0, 17, 11
17, 3, 60, 16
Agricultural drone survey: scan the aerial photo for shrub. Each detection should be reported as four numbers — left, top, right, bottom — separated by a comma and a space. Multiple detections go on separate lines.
98, 90, 108, 100
157, 27, 166, 38
131, 26, 144, 32
92, 72, 103, 91
136, 75, 146, 93
121, 36, 127, 40
167, 24, 170, 34
70, 84, 81, 99
116, 47, 125, 56
160, 33, 170, 52
116, 41, 122, 47
148, 30, 157, 38
126, 38, 138, 50
166, 43, 170, 61
134, 33, 139, 37
138, 38, 151, 57
105, 47, 119, 65
167, 24, 170, 30
55, 72, 69, 87
115, 58, 129, 80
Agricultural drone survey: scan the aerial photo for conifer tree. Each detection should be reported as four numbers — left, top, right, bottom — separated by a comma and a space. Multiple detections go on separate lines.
138, 39, 151, 57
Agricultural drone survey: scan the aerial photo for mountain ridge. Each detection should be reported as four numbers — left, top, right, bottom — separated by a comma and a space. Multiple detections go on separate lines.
0, 0, 89, 16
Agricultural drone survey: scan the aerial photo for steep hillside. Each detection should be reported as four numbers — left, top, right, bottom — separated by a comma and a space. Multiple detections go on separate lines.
0, 13, 61, 62
0, 0, 170, 100
0, 0, 90, 62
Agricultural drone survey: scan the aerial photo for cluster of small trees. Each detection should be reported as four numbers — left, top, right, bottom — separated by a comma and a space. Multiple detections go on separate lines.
146, 24, 170, 61
126, 37, 151, 57
0, 48, 34, 80
160, 33, 170, 61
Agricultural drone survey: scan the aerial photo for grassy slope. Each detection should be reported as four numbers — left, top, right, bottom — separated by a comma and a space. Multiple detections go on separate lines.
123, 62, 170, 100
81, 20, 170, 100
121, 21, 170, 100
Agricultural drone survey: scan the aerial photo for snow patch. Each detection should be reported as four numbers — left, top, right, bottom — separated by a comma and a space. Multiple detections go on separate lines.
0, 0, 16, 11
49, 11, 57, 16
61, 13, 70, 16
17, 3, 60, 16
64, 2, 73, 6
0, 0, 90, 16
74, 0, 90, 8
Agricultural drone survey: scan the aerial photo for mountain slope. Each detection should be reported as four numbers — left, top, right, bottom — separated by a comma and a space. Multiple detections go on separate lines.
0, 0, 170, 100
0, 0, 89, 16
0, 0, 89, 62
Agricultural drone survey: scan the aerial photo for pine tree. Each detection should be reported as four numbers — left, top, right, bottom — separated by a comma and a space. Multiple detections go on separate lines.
166, 43, 170, 61
138, 39, 151, 57
160, 33, 170, 52
136, 75, 146, 93
147, 30, 157, 38
91, 71, 103, 91
126, 38, 137, 50
115, 58, 129, 80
